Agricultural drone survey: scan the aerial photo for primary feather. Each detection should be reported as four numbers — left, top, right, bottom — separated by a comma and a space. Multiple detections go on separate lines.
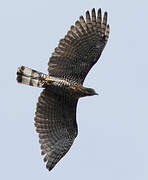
48, 8, 109, 84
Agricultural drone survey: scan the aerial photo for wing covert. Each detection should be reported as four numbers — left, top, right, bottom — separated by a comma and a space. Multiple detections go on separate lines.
48, 8, 110, 84
34, 89, 78, 171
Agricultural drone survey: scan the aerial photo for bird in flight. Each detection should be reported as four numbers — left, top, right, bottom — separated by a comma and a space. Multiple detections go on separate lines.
16, 8, 110, 171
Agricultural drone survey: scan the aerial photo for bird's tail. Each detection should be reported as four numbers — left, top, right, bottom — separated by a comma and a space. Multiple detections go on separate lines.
16, 66, 48, 88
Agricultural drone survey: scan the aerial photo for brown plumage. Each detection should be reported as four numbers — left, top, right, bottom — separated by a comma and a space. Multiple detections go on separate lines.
48, 8, 109, 84
16, 8, 110, 171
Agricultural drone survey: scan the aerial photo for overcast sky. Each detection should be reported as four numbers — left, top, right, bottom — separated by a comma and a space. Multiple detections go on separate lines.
0, 0, 148, 179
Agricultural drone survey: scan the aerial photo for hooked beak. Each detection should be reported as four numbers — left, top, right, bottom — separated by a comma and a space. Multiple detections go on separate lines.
94, 92, 99, 95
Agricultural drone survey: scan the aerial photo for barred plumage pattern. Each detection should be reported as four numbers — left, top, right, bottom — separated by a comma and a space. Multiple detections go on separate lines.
34, 89, 78, 171
16, 8, 110, 171
17, 66, 48, 88
48, 8, 109, 84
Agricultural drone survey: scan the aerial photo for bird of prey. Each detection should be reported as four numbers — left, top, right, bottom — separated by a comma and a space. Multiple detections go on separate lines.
16, 8, 110, 171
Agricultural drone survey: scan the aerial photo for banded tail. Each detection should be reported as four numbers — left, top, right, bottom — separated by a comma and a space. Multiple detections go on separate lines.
16, 66, 48, 88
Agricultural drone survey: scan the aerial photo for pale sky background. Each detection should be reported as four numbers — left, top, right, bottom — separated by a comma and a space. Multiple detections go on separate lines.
0, 0, 148, 179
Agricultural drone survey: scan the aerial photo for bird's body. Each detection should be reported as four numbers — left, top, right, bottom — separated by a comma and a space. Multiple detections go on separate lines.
17, 66, 97, 98
16, 8, 110, 171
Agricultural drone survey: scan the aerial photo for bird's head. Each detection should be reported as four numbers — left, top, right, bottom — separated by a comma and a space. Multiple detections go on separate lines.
84, 87, 98, 96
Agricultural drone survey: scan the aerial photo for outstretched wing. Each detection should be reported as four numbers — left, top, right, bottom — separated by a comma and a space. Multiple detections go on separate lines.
34, 89, 78, 171
48, 8, 110, 84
